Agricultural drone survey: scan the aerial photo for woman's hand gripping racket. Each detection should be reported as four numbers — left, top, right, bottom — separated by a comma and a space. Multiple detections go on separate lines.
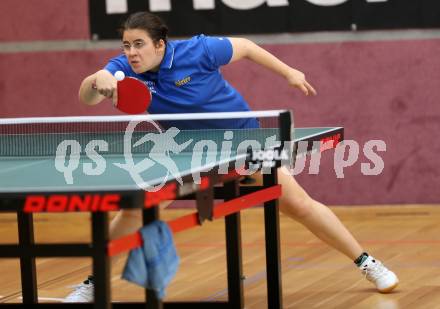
113, 71, 151, 114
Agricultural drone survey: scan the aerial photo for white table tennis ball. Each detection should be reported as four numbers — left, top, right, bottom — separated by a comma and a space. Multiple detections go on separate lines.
114, 71, 125, 81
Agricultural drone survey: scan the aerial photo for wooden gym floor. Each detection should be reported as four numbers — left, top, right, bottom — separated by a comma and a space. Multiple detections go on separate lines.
1, 205, 439, 308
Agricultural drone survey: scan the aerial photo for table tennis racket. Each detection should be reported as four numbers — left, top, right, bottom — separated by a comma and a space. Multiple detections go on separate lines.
116, 76, 152, 114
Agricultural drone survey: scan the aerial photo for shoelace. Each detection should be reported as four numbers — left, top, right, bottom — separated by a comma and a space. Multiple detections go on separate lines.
362, 261, 388, 281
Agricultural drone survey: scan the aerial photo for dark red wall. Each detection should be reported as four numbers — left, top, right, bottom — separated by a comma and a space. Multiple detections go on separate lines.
223, 39, 440, 205
0, 0, 89, 41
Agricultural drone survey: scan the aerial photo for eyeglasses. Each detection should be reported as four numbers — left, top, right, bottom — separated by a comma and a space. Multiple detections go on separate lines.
121, 40, 146, 52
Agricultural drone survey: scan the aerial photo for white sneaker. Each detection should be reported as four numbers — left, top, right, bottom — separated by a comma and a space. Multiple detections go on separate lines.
359, 256, 399, 293
63, 276, 94, 303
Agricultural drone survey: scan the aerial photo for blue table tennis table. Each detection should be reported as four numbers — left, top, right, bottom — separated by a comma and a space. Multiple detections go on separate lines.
0, 110, 343, 309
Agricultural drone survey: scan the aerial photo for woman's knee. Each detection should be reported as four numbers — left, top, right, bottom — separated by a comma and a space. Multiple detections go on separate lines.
277, 171, 312, 216
279, 192, 315, 219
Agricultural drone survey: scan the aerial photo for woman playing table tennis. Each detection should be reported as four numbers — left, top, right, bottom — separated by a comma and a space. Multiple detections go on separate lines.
69, 12, 398, 302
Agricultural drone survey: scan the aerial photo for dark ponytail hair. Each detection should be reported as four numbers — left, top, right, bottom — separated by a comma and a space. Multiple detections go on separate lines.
119, 12, 168, 44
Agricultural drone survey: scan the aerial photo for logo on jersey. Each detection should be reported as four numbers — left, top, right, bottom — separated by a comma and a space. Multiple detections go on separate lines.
175, 76, 191, 87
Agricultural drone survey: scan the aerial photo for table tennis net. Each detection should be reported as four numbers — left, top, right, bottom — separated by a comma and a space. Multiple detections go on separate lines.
0, 115, 288, 157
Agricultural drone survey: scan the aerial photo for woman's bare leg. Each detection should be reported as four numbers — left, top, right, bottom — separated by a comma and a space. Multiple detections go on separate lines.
249, 167, 363, 260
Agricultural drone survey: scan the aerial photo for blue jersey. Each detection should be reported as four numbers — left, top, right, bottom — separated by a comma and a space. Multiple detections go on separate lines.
104, 35, 259, 130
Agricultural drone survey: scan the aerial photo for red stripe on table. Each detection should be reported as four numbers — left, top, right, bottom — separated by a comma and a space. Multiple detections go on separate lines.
107, 185, 281, 256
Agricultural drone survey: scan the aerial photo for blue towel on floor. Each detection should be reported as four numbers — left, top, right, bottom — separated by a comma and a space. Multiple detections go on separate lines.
122, 220, 179, 299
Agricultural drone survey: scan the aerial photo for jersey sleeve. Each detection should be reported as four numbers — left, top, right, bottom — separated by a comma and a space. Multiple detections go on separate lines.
200, 35, 233, 68
104, 54, 132, 76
